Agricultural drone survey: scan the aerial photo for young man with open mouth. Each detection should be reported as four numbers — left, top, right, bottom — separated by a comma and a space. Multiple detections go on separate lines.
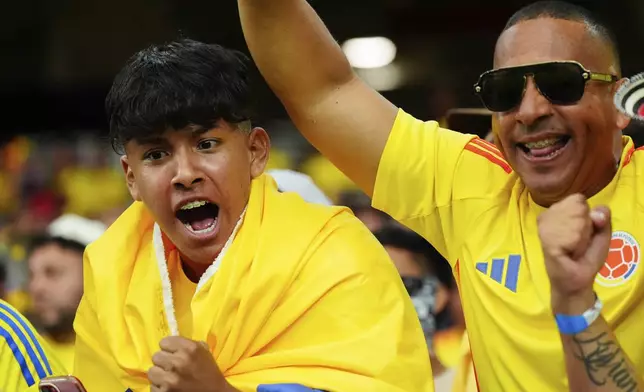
71, 39, 433, 392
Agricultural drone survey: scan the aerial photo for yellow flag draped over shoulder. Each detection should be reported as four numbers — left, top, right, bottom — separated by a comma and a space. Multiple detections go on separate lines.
73, 174, 433, 392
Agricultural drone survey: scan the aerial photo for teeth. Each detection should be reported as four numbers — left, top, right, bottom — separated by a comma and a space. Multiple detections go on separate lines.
524, 138, 562, 149
184, 218, 217, 234
180, 200, 208, 210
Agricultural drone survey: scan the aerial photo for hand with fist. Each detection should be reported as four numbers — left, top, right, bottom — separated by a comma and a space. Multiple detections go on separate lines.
537, 194, 611, 313
148, 336, 237, 392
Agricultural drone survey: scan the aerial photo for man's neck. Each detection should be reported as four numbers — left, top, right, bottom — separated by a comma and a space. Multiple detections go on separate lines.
48, 330, 76, 345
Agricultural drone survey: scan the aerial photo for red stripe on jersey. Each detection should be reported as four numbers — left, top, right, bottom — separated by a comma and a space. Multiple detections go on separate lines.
464, 143, 513, 174
622, 145, 644, 167
470, 138, 502, 155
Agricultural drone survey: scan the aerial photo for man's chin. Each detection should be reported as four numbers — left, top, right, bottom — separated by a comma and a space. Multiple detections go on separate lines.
523, 175, 577, 206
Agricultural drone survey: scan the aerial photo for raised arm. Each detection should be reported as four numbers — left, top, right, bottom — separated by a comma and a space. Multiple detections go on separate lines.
238, 0, 397, 195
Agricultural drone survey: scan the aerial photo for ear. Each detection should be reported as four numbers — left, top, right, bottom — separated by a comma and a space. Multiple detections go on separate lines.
613, 78, 632, 130
120, 155, 141, 201
248, 127, 270, 179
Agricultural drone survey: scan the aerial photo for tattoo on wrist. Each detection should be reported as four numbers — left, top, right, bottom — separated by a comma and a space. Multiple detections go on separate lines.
572, 331, 638, 391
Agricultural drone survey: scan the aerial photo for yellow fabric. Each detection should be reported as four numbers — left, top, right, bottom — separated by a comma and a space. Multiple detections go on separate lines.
0, 299, 67, 392
44, 337, 75, 374
373, 109, 644, 391
73, 174, 433, 392
432, 327, 463, 369
450, 332, 477, 392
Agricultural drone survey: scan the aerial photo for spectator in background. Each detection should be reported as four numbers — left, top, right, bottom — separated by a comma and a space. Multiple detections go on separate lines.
27, 214, 106, 372
374, 224, 466, 392
338, 190, 392, 231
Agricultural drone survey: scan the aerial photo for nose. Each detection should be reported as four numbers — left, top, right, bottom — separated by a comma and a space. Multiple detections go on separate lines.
514, 77, 553, 128
172, 150, 204, 190
28, 274, 47, 300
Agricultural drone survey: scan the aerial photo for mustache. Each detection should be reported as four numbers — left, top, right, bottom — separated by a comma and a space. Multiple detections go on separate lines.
519, 116, 567, 134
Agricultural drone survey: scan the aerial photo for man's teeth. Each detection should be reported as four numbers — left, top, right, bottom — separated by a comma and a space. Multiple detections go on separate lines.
524, 138, 563, 149
184, 218, 217, 234
180, 200, 208, 210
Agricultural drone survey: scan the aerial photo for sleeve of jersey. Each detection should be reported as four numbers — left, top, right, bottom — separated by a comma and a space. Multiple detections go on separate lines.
0, 300, 63, 392
371, 109, 474, 260
372, 109, 512, 263
72, 253, 126, 392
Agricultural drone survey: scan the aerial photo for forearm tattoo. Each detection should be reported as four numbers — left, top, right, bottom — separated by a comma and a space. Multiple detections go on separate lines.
572, 332, 638, 391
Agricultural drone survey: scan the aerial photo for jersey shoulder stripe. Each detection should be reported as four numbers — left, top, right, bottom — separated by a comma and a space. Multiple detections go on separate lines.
0, 301, 52, 386
463, 138, 512, 174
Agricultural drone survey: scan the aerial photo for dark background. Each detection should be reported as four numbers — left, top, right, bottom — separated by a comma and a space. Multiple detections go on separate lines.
2, 0, 643, 140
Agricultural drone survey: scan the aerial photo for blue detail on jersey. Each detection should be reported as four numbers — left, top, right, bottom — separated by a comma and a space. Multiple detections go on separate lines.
0, 324, 35, 385
476, 255, 521, 292
0, 303, 50, 380
490, 258, 505, 283
257, 384, 322, 392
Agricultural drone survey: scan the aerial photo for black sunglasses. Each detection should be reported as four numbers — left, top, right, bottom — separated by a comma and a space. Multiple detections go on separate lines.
473, 61, 618, 112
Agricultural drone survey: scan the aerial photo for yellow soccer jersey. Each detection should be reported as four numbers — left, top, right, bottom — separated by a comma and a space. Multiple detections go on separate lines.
372, 109, 644, 391
0, 299, 66, 391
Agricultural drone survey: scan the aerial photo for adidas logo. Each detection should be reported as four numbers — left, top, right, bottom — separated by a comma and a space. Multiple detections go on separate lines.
476, 255, 521, 292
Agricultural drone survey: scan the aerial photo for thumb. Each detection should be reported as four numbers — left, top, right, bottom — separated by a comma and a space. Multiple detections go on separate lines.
585, 206, 612, 267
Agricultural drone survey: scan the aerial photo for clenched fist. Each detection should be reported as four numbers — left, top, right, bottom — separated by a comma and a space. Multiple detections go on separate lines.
537, 194, 611, 312
148, 336, 236, 392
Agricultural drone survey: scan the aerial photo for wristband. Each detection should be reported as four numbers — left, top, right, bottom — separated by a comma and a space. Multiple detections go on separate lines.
554, 294, 603, 335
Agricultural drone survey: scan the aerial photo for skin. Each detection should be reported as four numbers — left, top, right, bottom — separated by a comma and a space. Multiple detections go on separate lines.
539, 194, 644, 391
493, 19, 630, 207
28, 243, 84, 343
121, 121, 269, 280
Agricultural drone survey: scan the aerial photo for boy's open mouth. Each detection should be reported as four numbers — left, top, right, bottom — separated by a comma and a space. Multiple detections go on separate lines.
175, 200, 219, 234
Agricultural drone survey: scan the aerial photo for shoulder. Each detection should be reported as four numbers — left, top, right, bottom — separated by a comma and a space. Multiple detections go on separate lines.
305, 210, 396, 277
0, 300, 57, 387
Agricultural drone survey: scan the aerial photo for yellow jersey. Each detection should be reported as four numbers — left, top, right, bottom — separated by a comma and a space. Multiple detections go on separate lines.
0, 299, 66, 391
43, 337, 75, 373
372, 109, 644, 391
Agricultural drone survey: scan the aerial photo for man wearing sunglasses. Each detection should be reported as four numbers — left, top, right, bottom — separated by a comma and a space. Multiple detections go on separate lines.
238, 0, 644, 390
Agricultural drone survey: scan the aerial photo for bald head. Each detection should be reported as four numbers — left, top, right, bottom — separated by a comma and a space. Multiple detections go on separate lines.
497, 1, 620, 75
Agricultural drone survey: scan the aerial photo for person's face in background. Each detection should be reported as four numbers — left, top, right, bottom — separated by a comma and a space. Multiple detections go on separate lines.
384, 245, 449, 317
28, 242, 84, 341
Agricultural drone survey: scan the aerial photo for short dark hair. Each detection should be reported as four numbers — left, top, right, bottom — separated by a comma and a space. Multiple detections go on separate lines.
28, 236, 86, 259
504, 1, 620, 73
106, 39, 254, 153
373, 224, 453, 288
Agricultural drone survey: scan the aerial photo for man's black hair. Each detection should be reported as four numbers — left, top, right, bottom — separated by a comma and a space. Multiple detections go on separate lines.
503, 1, 621, 73
28, 235, 86, 259
106, 39, 254, 153
373, 224, 453, 289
